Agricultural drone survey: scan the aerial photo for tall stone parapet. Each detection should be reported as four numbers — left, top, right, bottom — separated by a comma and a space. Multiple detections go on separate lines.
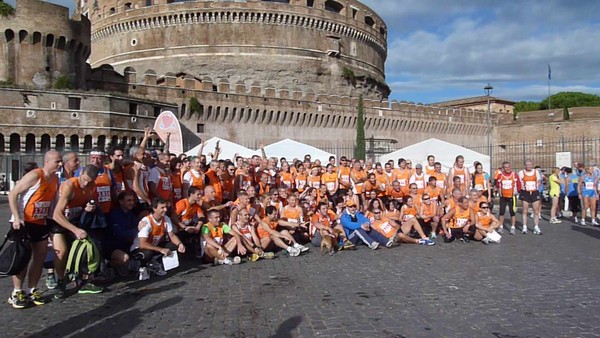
85, 0, 389, 99
0, 0, 91, 89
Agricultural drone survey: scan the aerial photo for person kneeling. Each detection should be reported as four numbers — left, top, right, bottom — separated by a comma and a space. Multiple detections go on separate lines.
131, 197, 186, 280
474, 202, 502, 244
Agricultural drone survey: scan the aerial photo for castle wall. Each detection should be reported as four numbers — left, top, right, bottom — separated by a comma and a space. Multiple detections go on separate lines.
85, 0, 388, 99
0, 0, 91, 89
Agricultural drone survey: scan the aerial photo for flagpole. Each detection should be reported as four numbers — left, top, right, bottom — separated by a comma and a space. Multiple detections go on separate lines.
548, 64, 552, 109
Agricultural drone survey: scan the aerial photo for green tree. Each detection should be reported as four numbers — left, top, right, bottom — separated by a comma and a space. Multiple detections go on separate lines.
189, 97, 201, 115
514, 101, 541, 113
0, 1, 15, 17
354, 95, 366, 160
54, 75, 73, 89
541, 92, 600, 109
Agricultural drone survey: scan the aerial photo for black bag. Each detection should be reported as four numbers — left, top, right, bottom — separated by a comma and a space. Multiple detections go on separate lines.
0, 227, 32, 276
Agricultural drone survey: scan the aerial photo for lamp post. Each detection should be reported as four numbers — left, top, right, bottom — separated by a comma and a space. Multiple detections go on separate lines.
484, 83, 493, 174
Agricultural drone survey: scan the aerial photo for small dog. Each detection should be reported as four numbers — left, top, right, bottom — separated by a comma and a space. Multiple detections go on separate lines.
320, 228, 345, 256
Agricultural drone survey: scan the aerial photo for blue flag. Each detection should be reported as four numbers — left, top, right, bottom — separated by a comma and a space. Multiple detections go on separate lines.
548, 64, 551, 80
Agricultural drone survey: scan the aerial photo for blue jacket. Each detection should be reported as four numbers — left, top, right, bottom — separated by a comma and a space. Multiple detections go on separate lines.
340, 210, 370, 236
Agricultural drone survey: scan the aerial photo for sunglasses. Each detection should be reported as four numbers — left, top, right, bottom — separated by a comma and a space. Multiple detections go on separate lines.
422, 198, 430, 201
374, 212, 382, 215
480, 206, 489, 209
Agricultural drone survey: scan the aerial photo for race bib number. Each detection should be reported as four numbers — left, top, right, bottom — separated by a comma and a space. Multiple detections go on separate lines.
379, 221, 393, 234
402, 214, 415, 222
525, 181, 537, 191
33, 201, 51, 219
65, 206, 83, 221
457, 175, 465, 183
214, 237, 223, 245
474, 184, 484, 191
398, 179, 407, 187
288, 218, 298, 224
97, 186, 111, 203
326, 182, 335, 191
502, 180, 513, 190
456, 218, 468, 227
151, 235, 162, 246
585, 181, 594, 190
297, 180, 306, 189
341, 175, 350, 183
174, 188, 182, 199
311, 181, 320, 188
436, 180, 445, 189
161, 177, 172, 190
415, 180, 424, 189
242, 181, 251, 189
282, 180, 292, 188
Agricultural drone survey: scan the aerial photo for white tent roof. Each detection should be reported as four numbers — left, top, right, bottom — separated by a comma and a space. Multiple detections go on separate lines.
185, 137, 258, 161
379, 138, 490, 173
262, 139, 335, 163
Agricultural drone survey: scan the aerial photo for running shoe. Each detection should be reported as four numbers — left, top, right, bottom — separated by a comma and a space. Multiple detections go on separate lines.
293, 243, 310, 253
8, 290, 29, 309
429, 232, 437, 240
369, 242, 380, 250
342, 240, 356, 250
522, 226, 528, 234
147, 261, 167, 276
482, 237, 491, 245
45, 273, 57, 290
509, 226, 516, 235
592, 220, 599, 227
533, 226, 542, 235
138, 267, 150, 281
249, 253, 260, 262
260, 252, 276, 259
78, 282, 104, 294
53, 279, 67, 300
418, 238, 436, 246
28, 289, 48, 306
580, 219, 586, 226
232, 256, 242, 265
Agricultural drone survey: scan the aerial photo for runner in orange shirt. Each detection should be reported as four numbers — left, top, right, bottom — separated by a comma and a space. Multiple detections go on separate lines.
442, 196, 475, 243
8, 150, 61, 308
396, 197, 435, 245
447, 155, 471, 193
393, 158, 411, 196
430, 162, 448, 196
321, 164, 339, 198
337, 156, 353, 196
418, 193, 441, 239
424, 155, 436, 176
409, 164, 427, 195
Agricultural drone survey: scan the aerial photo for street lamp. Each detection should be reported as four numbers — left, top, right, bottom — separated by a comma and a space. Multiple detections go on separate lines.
484, 83, 493, 174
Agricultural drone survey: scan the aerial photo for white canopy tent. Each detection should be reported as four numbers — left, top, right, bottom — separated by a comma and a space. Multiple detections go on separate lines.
379, 138, 490, 173
185, 137, 258, 161
262, 139, 335, 163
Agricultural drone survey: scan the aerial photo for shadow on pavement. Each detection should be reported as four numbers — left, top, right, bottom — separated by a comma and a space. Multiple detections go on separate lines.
571, 225, 600, 240
268, 316, 303, 338
32, 281, 185, 337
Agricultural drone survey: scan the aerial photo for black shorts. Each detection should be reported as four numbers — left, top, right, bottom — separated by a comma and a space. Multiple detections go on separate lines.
567, 196, 581, 213
48, 218, 69, 235
24, 222, 49, 243
498, 196, 516, 216
519, 191, 540, 203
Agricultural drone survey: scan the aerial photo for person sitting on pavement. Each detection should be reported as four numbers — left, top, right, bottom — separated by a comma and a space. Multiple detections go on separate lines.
131, 197, 186, 280
230, 208, 274, 261
398, 196, 436, 245
310, 202, 353, 249
473, 202, 501, 244
441, 196, 475, 243
257, 206, 309, 257
200, 209, 244, 265
106, 190, 139, 277
418, 193, 441, 239
339, 199, 382, 250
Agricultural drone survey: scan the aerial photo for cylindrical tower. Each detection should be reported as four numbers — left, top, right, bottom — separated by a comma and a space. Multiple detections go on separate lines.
0, 0, 91, 89
83, 0, 389, 99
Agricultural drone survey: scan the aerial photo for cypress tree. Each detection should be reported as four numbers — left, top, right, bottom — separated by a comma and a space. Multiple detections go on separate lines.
354, 95, 366, 160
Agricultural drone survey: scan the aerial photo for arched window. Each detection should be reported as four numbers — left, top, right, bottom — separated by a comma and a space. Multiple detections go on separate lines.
25, 134, 36, 153
56, 135, 65, 151
97, 135, 106, 149
110, 135, 119, 148
4, 29, 15, 43
9, 134, 20, 153
41, 134, 51, 152
365, 16, 375, 27
83, 135, 93, 152
0, 133, 3, 153
324, 0, 343, 13
70, 135, 79, 152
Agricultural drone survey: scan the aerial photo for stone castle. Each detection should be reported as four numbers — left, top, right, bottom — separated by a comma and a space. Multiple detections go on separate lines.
1, 0, 598, 169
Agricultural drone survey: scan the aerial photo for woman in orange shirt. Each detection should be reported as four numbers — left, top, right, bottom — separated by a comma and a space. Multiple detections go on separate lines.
321, 164, 339, 198
474, 201, 501, 244
398, 196, 435, 245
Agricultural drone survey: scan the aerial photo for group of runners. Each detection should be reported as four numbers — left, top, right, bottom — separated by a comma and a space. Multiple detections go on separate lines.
6, 127, 600, 309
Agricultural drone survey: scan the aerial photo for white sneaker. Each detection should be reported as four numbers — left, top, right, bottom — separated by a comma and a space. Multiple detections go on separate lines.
222, 258, 233, 265
574, 216, 579, 223
293, 243, 309, 253
497, 226, 504, 234
138, 267, 149, 281
533, 226, 542, 235
522, 227, 528, 234
369, 242, 380, 250
580, 219, 586, 226
509, 227, 516, 235
385, 238, 395, 248
232, 256, 242, 265
592, 220, 599, 226
287, 246, 301, 257
482, 236, 491, 245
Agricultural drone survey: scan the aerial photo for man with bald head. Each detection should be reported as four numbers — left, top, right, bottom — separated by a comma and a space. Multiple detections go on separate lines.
148, 152, 173, 203
201, 185, 232, 217
7, 150, 61, 308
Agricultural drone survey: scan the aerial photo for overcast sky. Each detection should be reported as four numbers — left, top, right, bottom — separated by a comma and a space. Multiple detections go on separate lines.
7, 0, 600, 103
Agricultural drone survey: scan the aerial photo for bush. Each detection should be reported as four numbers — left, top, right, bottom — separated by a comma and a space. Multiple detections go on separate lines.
54, 75, 73, 90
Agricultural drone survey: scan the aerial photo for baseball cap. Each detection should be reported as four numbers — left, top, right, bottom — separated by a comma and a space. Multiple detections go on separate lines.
346, 200, 357, 207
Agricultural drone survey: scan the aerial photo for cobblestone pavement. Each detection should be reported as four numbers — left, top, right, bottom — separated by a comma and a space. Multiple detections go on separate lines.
1, 201, 599, 338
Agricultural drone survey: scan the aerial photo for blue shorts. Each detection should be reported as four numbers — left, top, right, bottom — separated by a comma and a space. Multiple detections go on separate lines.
582, 190, 598, 198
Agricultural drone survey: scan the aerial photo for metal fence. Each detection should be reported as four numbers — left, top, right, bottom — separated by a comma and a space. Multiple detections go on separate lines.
464, 138, 600, 173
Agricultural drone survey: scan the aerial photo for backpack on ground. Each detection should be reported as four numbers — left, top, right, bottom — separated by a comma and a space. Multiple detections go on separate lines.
66, 239, 101, 276
0, 227, 32, 276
